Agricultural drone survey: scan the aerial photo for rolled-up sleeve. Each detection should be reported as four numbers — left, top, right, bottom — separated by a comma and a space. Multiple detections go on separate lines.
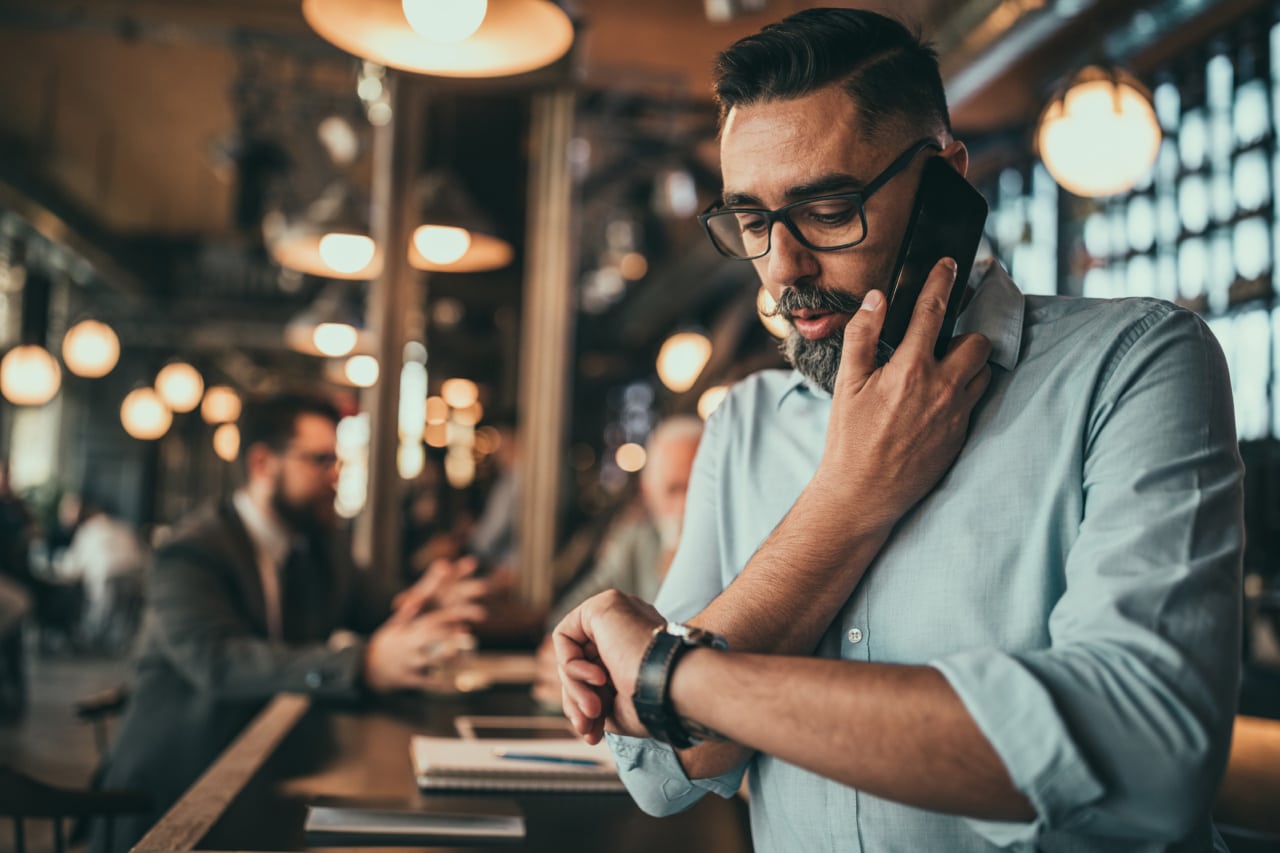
933, 306, 1243, 845
610, 399, 750, 814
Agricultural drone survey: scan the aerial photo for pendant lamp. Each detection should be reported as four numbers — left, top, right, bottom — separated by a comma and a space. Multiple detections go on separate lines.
408, 173, 514, 272
302, 0, 574, 79
285, 282, 370, 357
0, 270, 60, 407
265, 183, 382, 280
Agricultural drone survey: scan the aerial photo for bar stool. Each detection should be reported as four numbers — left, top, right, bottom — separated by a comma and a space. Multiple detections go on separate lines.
0, 765, 149, 853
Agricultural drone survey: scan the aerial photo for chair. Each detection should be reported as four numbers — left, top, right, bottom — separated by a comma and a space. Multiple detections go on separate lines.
74, 684, 130, 759
0, 765, 149, 853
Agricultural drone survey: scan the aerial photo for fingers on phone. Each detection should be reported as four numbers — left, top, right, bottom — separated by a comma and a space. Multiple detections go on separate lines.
900, 257, 957, 355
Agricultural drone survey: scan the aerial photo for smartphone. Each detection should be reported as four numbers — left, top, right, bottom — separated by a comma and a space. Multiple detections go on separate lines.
875, 156, 989, 365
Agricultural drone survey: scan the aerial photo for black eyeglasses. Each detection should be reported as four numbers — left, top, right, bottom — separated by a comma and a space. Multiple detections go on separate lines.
699, 139, 942, 261
285, 448, 340, 470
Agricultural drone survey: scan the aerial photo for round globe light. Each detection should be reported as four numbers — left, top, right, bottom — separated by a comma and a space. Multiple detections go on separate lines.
121, 387, 173, 440
698, 385, 729, 420
155, 362, 205, 413
344, 355, 380, 388
200, 385, 242, 425
212, 423, 241, 462
0, 345, 61, 406
441, 378, 479, 409
615, 442, 647, 473
62, 320, 120, 378
1037, 67, 1162, 198
313, 323, 359, 357
402, 0, 487, 42
656, 331, 712, 393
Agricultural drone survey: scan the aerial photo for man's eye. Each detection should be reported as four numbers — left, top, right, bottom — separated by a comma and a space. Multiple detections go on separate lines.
800, 203, 857, 226
733, 212, 769, 234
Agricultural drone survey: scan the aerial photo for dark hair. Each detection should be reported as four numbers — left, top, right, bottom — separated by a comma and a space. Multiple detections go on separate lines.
713, 8, 951, 142
237, 392, 340, 457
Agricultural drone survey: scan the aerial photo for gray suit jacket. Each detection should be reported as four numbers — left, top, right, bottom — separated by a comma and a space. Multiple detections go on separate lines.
93, 498, 393, 852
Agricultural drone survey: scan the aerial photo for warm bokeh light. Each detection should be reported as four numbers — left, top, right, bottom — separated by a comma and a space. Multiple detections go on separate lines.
424, 420, 448, 448
615, 442, 647, 473
412, 225, 472, 265
451, 400, 484, 426
426, 395, 449, 425
313, 322, 359, 357
474, 424, 501, 455
656, 331, 712, 393
0, 345, 61, 406
121, 387, 173, 440
155, 362, 205, 413
213, 423, 240, 462
618, 252, 648, 281
344, 355, 380, 387
62, 320, 120, 378
318, 233, 377, 274
757, 287, 791, 339
698, 385, 729, 420
445, 447, 476, 488
200, 385, 242, 425
1038, 68, 1161, 198
402, 0, 487, 42
398, 439, 426, 479
441, 377, 479, 409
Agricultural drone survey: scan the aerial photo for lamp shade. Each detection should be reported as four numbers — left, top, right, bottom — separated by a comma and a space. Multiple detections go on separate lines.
1037, 66, 1161, 198
285, 283, 370, 357
62, 319, 120, 378
155, 362, 205, 413
408, 173, 514, 272
265, 183, 382, 280
656, 331, 711, 394
121, 387, 173, 440
0, 345, 61, 406
302, 0, 574, 79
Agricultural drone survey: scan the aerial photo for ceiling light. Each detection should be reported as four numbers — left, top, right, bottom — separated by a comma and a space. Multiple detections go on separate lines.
413, 225, 471, 265
0, 345, 60, 406
303, 0, 574, 79
121, 387, 173, 441
265, 183, 381, 280
345, 355, 380, 387
408, 173, 513, 272
213, 423, 241, 462
698, 385, 728, 420
313, 322, 359, 357
656, 331, 712, 394
62, 319, 120, 378
201, 386, 242, 424
155, 362, 205, 413
318, 233, 377, 275
440, 377, 479, 409
615, 442, 646, 473
1037, 66, 1161, 198
285, 283, 368, 357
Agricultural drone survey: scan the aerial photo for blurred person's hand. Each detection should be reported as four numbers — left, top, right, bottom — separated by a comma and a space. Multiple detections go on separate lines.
531, 634, 563, 711
362, 601, 486, 693
393, 556, 493, 618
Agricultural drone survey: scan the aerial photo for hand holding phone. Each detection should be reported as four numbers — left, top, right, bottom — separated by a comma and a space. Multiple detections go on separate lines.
875, 156, 989, 365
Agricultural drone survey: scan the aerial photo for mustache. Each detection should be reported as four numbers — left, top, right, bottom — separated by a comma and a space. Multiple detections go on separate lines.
768, 285, 863, 320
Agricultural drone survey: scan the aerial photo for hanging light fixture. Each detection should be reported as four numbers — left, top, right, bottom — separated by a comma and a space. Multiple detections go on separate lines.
1036, 66, 1162, 198
265, 183, 381, 280
155, 361, 205, 413
61, 319, 120, 378
212, 423, 241, 462
200, 385, 242, 425
121, 387, 173, 441
408, 173, 514, 272
656, 330, 712, 394
0, 269, 60, 407
440, 377, 479, 409
285, 282, 369, 357
302, 0, 574, 79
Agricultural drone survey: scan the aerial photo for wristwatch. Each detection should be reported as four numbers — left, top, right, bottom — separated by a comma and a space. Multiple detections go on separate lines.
632, 621, 728, 749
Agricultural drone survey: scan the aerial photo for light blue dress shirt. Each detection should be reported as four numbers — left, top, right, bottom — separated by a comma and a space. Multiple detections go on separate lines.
608, 263, 1243, 852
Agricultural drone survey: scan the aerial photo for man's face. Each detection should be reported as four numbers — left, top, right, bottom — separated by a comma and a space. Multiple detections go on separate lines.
719, 86, 933, 392
270, 413, 340, 533
642, 436, 699, 549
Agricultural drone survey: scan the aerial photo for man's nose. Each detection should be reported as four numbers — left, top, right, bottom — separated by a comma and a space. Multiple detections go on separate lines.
765, 220, 819, 288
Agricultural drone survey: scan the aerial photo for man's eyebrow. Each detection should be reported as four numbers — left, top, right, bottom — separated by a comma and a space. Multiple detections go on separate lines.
721, 174, 863, 208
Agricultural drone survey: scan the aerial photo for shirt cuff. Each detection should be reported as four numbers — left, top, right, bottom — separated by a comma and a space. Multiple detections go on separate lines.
931, 649, 1105, 844
606, 733, 744, 815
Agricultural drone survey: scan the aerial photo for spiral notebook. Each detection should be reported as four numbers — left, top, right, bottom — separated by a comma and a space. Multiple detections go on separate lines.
410, 734, 626, 793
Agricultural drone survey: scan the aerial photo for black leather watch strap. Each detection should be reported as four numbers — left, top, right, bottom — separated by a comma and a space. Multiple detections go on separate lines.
632, 622, 727, 749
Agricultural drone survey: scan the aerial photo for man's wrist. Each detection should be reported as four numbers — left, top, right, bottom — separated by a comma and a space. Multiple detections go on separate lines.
632, 622, 728, 748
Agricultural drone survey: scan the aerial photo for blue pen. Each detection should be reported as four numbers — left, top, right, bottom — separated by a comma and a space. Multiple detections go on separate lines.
492, 749, 603, 768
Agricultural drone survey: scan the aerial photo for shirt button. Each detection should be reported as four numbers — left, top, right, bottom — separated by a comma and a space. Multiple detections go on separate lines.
847, 628, 864, 644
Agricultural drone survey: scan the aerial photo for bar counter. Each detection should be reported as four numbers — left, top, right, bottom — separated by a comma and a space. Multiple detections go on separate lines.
132, 682, 753, 853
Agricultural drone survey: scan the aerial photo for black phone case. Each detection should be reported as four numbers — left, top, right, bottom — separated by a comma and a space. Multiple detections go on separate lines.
875, 157, 990, 365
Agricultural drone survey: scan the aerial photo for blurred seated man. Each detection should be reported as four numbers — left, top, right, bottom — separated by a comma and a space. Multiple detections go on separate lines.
59, 499, 146, 650
534, 416, 703, 706
91, 393, 488, 853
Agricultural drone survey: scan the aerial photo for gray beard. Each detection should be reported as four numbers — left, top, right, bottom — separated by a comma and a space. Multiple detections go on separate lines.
782, 331, 843, 395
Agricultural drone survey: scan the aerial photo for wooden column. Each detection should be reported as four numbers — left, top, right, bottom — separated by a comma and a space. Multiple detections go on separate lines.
516, 89, 576, 609
356, 73, 425, 581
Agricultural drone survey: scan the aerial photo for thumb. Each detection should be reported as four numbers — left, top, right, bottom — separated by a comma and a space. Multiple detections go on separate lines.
835, 288, 886, 393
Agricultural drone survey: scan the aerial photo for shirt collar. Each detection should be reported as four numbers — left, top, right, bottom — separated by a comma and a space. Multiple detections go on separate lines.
777, 259, 1025, 407
232, 489, 293, 568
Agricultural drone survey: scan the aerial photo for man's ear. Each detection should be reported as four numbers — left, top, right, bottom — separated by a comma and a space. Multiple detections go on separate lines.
939, 139, 969, 178
245, 443, 279, 482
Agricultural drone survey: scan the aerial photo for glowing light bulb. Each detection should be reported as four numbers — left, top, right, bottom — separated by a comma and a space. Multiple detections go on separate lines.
656, 331, 712, 393
441, 377, 478, 409
121, 387, 173, 441
62, 320, 120, 378
615, 442, 647, 473
426, 395, 449, 425
344, 355, 379, 387
318, 233, 376, 274
0, 345, 60, 406
413, 225, 472, 265
213, 423, 240, 462
313, 323, 358, 357
756, 287, 791, 339
200, 386, 242, 425
155, 362, 204, 413
402, 0, 487, 43
698, 385, 728, 420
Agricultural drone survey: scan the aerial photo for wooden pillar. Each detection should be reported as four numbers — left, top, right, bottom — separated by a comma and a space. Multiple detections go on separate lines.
356, 73, 425, 582
516, 89, 576, 610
